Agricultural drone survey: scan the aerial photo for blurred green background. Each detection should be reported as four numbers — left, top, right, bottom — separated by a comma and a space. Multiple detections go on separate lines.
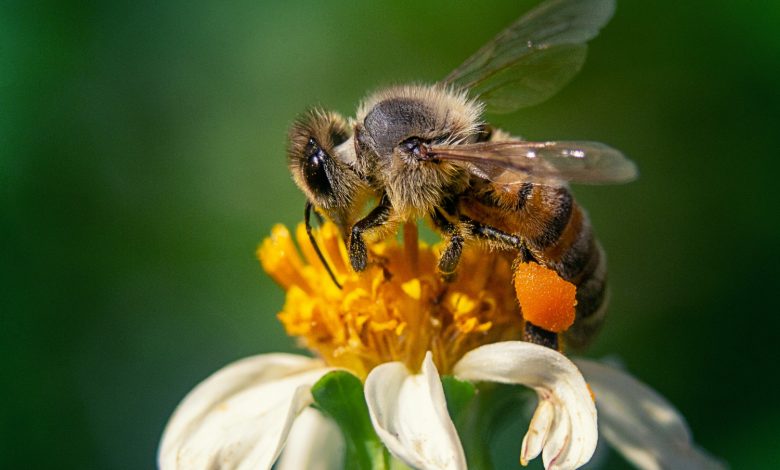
3, 0, 779, 468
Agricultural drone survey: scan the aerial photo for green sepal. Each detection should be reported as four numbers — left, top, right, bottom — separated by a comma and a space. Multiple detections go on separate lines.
311, 370, 408, 470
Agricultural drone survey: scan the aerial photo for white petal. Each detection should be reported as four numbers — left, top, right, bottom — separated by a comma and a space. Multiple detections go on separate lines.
364, 352, 467, 470
575, 359, 726, 470
158, 353, 332, 470
275, 407, 344, 470
453, 341, 597, 470
521, 399, 554, 464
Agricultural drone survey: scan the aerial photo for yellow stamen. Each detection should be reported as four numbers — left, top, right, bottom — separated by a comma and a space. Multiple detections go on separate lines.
401, 279, 422, 300
258, 221, 529, 378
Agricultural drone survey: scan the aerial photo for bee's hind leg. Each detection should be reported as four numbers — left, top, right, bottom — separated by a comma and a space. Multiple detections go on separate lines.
434, 215, 567, 351
468, 222, 562, 351
523, 322, 560, 350
469, 222, 525, 253
433, 214, 526, 280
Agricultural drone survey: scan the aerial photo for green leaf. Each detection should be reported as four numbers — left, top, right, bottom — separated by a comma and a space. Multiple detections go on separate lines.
441, 375, 476, 422
442, 378, 533, 470
443, 376, 493, 470
311, 371, 405, 470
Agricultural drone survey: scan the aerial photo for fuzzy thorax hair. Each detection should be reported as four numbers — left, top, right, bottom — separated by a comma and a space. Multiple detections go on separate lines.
355, 84, 484, 218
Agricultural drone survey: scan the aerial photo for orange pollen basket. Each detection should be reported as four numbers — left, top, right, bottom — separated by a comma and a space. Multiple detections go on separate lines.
514, 261, 577, 333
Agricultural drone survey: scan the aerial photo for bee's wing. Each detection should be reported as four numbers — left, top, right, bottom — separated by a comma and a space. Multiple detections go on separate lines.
430, 140, 637, 185
442, 0, 615, 114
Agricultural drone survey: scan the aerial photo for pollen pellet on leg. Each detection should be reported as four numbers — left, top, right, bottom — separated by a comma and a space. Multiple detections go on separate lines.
514, 262, 577, 333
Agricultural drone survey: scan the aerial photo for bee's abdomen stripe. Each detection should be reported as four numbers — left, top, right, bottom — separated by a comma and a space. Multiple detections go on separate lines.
533, 188, 573, 248
565, 296, 608, 349
571, 239, 607, 317
563, 243, 608, 349
575, 266, 607, 320
553, 216, 593, 280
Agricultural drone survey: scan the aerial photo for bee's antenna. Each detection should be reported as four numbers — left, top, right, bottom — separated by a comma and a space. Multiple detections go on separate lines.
305, 201, 343, 289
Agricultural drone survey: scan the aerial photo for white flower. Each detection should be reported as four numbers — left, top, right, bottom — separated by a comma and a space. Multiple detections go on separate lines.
159, 344, 723, 470
161, 222, 723, 469
158, 354, 335, 469
158, 342, 593, 470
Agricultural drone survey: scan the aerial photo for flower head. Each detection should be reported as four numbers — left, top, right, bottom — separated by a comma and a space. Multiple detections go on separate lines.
258, 222, 521, 377
159, 221, 724, 470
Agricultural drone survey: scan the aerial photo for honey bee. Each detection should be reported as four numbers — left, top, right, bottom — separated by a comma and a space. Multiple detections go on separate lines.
286, 0, 636, 349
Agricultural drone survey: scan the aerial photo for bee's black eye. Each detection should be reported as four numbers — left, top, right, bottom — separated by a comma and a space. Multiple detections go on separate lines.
303, 138, 332, 196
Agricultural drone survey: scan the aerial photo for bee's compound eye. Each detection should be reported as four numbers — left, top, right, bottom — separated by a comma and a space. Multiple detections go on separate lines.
303, 138, 332, 196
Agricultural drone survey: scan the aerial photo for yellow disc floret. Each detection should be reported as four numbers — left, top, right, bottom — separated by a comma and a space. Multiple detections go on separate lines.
258, 222, 523, 378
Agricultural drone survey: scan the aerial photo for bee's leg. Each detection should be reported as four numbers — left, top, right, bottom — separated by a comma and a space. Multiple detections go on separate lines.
433, 215, 528, 279
305, 202, 342, 289
468, 221, 522, 251
523, 322, 559, 350
431, 209, 465, 280
349, 194, 392, 272
468, 221, 560, 350
468, 221, 540, 262
312, 207, 325, 225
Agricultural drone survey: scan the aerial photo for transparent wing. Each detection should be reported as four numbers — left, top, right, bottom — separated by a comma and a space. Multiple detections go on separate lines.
429, 140, 637, 185
442, 0, 615, 114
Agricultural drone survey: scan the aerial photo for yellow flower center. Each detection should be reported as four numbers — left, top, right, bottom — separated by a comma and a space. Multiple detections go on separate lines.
258, 222, 522, 378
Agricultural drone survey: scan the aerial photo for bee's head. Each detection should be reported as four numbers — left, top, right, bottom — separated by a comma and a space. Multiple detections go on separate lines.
354, 85, 483, 213
287, 108, 367, 229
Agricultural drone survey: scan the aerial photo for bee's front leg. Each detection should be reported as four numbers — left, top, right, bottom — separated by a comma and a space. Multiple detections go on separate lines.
349, 194, 392, 272
431, 209, 466, 280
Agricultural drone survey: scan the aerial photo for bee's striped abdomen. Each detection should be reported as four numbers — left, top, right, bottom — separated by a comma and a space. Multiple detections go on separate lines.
460, 182, 609, 348
524, 185, 608, 348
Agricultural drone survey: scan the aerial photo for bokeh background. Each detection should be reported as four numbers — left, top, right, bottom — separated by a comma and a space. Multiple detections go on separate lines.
4, 0, 779, 468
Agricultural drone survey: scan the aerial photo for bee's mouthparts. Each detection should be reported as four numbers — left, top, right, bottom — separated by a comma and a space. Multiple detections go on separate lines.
417, 144, 437, 161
